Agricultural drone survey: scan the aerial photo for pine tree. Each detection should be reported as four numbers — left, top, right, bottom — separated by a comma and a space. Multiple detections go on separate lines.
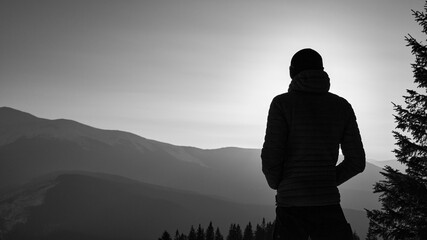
188, 226, 197, 240
206, 222, 215, 240
254, 223, 265, 240
366, 220, 379, 240
215, 227, 224, 240
174, 230, 188, 240
264, 221, 274, 240
226, 224, 235, 240
235, 224, 243, 240
366, 2, 427, 239
175, 230, 181, 240
179, 233, 188, 240
159, 231, 173, 240
227, 224, 243, 240
196, 224, 205, 240
242, 222, 254, 240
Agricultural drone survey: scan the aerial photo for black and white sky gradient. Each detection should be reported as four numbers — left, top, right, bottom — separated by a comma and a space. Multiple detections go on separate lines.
1, 0, 424, 160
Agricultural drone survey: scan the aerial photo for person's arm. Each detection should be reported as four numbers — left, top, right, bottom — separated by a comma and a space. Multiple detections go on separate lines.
261, 97, 288, 190
336, 104, 366, 186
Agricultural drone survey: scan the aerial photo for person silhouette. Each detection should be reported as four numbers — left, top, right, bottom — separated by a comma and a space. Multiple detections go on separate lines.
261, 48, 366, 240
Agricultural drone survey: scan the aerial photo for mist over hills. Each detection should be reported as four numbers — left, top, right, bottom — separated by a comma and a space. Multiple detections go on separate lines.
1, 172, 273, 240
0, 107, 388, 238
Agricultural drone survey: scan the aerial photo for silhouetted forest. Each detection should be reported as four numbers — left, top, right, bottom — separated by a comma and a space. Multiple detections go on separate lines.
158, 219, 361, 240
158, 219, 274, 240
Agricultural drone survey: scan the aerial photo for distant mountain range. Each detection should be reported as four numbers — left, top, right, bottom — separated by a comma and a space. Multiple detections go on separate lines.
0, 107, 393, 239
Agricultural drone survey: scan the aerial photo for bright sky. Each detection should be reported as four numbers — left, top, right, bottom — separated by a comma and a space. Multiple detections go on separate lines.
1, 0, 425, 160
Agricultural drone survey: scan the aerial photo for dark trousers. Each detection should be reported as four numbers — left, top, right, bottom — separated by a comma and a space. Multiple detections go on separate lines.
274, 204, 353, 240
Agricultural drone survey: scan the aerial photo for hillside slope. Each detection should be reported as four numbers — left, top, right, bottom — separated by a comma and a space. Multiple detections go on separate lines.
1, 172, 274, 240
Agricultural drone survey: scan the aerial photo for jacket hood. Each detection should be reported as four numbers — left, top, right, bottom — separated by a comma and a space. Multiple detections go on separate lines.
288, 70, 330, 93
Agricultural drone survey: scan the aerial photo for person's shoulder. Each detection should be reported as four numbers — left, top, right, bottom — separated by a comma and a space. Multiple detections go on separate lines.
326, 93, 355, 117
327, 92, 351, 105
272, 92, 292, 102
270, 93, 295, 108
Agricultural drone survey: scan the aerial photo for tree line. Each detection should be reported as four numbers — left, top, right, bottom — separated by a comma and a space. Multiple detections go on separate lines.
158, 219, 362, 240
158, 218, 274, 240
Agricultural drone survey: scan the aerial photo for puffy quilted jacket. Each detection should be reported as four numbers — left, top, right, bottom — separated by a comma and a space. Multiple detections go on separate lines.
261, 70, 365, 206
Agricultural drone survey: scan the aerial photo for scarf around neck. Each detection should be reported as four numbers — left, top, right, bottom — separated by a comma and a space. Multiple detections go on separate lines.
288, 70, 330, 93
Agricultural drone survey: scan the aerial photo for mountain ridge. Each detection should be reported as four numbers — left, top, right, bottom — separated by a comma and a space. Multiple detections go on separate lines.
0, 106, 395, 163
0, 107, 270, 205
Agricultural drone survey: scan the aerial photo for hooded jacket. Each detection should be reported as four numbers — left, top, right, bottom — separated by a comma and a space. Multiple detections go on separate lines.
261, 70, 365, 206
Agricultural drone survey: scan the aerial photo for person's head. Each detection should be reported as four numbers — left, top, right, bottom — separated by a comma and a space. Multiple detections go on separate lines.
289, 48, 324, 79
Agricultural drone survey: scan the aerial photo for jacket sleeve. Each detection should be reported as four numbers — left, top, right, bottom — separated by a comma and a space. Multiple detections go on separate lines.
336, 103, 366, 186
261, 97, 288, 190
